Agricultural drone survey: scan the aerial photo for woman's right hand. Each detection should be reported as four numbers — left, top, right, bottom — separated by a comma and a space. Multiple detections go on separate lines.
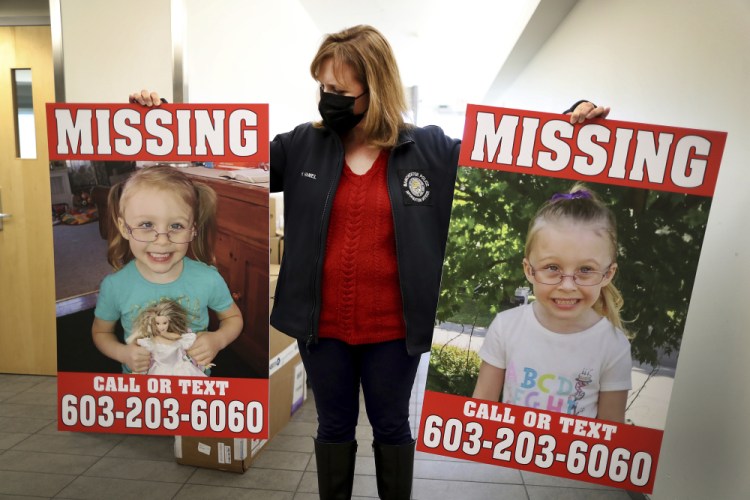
128, 89, 162, 107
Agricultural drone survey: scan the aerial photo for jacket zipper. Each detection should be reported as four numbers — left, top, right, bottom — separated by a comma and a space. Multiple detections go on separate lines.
306, 135, 345, 349
385, 136, 414, 349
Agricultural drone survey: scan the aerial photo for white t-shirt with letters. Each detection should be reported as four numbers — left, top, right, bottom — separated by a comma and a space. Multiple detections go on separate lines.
478, 304, 632, 418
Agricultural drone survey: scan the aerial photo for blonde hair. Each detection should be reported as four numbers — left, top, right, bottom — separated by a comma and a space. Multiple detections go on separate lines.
525, 183, 625, 331
310, 24, 409, 148
106, 165, 217, 270
128, 299, 189, 344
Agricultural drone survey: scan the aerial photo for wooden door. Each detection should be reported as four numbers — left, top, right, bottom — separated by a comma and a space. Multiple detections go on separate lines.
0, 26, 57, 374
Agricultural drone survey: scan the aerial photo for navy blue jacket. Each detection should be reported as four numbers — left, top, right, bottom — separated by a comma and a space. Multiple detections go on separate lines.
270, 122, 461, 355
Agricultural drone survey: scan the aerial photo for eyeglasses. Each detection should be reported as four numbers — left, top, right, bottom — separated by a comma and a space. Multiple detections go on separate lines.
123, 222, 195, 244
528, 263, 612, 286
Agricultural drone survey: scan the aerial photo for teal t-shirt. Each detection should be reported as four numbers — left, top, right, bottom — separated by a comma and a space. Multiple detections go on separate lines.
95, 257, 234, 361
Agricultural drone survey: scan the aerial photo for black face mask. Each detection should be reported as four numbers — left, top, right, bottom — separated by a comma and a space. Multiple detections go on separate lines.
318, 88, 367, 135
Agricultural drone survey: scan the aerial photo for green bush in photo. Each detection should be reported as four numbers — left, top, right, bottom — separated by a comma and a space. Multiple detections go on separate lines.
426, 344, 482, 397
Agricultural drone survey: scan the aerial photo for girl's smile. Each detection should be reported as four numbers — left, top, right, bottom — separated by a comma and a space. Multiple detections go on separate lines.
147, 251, 175, 263
552, 298, 580, 307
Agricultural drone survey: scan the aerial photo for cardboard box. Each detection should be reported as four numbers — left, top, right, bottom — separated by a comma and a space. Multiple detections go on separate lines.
269, 195, 277, 237
268, 271, 307, 439
270, 235, 282, 265
269, 346, 306, 438
174, 436, 267, 473
269, 272, 294, 360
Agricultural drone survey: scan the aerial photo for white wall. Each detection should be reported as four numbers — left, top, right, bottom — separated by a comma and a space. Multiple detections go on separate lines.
493, 1, 750, 498
60, 0, 172, 102
183, 0, 320, 137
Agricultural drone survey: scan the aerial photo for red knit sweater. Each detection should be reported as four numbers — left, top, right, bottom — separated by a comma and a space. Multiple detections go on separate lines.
318, 149, 406, 344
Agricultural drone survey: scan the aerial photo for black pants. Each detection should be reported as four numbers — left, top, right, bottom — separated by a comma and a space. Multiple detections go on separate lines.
299, 338, 421, 445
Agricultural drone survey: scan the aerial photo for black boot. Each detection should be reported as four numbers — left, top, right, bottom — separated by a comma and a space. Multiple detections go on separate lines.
372, 440, 415, 500
314, 439, 357, 500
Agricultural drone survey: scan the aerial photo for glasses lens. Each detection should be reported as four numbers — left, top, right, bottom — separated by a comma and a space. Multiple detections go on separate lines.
131, 228, 157, 242
167, 229, 194, 244
574, 271, 604, 286
535, 268, 560, 285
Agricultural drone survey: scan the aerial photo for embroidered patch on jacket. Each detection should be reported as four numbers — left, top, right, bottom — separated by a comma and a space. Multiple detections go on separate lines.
402, 171, 431, 204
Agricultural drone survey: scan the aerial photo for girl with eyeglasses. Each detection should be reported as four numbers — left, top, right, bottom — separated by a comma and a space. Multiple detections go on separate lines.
91, 165, 242, 374
473, 183, 632, 422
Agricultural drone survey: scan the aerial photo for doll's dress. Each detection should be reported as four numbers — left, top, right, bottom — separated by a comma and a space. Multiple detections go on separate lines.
136, 332, 207, 377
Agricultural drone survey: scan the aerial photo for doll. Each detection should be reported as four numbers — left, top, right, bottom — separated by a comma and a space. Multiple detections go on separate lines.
128, 299, 208, 376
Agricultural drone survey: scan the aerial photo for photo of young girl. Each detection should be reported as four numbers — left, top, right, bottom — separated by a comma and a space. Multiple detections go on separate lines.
91, 165, 243, 374
472, 183, 632, 422
127, 298, 209, 376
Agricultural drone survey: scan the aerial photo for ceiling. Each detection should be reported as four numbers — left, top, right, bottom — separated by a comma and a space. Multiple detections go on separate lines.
298, 0, 540, 112
1, 0, 559, 124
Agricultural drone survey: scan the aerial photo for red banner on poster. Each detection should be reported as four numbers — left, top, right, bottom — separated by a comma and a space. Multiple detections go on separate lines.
460, 105, 726, 196
418, 391, 663, 492
58, 372, 268, 438
46, 103, 269, 163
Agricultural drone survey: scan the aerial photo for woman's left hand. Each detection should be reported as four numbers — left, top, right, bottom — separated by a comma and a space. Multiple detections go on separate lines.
128, 89, 162, 107
569, 101, 611, 124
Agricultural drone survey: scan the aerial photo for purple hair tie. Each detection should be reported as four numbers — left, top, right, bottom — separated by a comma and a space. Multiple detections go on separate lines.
549, 190, 592, 202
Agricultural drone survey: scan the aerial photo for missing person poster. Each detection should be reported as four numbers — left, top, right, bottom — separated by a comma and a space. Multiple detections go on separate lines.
418, 104, 727, 493
47, 103, 270, 438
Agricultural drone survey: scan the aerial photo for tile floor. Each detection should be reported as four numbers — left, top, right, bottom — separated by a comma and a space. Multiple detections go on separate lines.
0, 357, 643, 499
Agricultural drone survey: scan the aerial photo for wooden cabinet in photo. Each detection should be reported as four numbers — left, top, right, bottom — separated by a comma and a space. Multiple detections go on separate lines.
188, 174, 269, 378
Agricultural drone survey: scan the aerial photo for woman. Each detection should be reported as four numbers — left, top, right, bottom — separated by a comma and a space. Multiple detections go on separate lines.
270, 25, 461, 500
131, 24, 607, 500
